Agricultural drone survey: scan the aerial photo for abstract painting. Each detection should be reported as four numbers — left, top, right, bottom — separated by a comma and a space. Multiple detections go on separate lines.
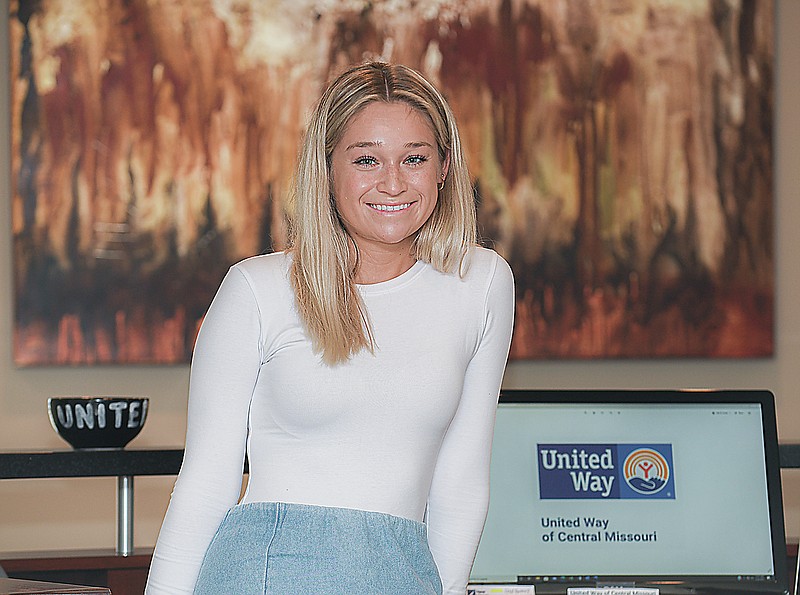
9, 0, 773, 364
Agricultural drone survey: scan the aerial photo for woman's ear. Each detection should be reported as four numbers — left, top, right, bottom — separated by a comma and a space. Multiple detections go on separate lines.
441, 151, 451, 181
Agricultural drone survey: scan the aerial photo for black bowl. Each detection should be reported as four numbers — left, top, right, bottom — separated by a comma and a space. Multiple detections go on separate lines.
48, 396, 149, 450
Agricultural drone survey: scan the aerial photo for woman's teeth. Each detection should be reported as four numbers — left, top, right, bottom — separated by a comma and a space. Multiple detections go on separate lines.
369, 203, 411, 212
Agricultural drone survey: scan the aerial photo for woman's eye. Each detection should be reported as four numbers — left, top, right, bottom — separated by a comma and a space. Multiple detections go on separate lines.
405, 154, 428, 165
353, 156, 378, 166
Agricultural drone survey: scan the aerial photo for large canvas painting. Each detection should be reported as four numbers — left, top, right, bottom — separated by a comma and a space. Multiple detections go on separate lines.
9, 0, 774, 365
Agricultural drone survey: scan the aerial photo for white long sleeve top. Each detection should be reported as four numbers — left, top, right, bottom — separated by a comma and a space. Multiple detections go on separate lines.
146, 247, 514, 594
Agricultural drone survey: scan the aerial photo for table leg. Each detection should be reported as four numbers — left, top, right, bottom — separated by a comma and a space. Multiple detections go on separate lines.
117, 475, 134, 555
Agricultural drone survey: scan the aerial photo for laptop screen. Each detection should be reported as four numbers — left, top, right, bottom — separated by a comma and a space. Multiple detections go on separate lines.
470, 389, 790, 594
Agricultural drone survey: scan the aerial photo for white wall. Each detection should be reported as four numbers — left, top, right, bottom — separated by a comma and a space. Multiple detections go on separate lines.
1, 0, 798, 553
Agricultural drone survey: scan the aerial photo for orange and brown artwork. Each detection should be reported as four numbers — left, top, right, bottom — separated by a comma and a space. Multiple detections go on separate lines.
9, 0, 774, 365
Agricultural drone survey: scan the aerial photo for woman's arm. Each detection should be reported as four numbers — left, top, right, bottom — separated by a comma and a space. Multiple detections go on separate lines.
146, 267, 264, 594
426, 253, 515, 594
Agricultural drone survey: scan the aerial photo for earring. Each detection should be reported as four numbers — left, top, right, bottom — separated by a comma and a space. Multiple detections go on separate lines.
438, 174, 445, 191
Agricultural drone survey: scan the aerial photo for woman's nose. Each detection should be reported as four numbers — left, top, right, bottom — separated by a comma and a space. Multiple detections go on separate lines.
376, 163, 406, 195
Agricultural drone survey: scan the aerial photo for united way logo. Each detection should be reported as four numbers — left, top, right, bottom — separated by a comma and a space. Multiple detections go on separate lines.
538, 443, 675, 500
623, 447, 670, 495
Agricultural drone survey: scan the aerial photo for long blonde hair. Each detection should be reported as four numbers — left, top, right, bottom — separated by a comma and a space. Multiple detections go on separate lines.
288, 62, 476, 364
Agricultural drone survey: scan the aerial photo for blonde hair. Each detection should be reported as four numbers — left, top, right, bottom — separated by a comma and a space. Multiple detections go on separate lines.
288, 62, 477, 364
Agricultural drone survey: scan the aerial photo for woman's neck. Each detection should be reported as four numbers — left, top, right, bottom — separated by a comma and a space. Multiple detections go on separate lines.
353, 246, 416, 285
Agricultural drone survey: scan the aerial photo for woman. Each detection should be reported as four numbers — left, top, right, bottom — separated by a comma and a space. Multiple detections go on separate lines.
146, 61, 514, 595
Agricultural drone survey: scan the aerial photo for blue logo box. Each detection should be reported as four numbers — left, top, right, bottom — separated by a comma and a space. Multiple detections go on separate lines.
537, 443, 675, 500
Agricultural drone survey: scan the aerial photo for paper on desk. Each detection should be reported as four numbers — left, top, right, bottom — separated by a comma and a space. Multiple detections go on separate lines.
568, 588, 658, 595
468, 586, 536, 594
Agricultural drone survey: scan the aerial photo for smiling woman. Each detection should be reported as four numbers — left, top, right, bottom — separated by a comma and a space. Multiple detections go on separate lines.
145, 62, 515, 595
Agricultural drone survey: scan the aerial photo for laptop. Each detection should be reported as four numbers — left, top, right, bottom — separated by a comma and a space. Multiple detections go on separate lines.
469, 389, 790, 594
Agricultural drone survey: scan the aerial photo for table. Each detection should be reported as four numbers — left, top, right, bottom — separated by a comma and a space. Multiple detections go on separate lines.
0, 449, 185, 555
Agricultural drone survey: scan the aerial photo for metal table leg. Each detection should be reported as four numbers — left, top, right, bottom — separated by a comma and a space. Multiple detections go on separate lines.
117, 475, 134, 555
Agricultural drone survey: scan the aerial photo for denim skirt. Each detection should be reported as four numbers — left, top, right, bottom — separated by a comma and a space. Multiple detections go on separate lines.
193, 501, 443, 595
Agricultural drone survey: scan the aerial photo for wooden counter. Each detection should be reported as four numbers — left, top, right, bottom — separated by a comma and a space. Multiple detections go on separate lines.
0, 550, 149, 595
0, 577, 111, 594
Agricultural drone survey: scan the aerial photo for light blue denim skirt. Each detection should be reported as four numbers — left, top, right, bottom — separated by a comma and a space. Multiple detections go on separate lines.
193, 501, 442, 595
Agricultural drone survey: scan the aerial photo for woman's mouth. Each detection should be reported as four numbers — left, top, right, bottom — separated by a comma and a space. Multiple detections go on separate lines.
367, 202, 412, 212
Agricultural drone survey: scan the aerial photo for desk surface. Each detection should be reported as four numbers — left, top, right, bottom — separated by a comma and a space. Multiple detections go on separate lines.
0, 578, 111, 594
0, 448, 257, 479
0, 448, 185, 479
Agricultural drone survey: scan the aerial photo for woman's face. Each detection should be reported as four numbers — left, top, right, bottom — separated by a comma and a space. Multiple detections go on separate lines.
330, 101, 448, 259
